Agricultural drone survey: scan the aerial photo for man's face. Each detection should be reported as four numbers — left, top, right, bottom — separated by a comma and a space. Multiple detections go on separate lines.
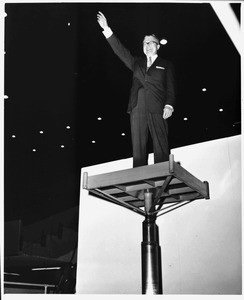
143, 35, 160, 56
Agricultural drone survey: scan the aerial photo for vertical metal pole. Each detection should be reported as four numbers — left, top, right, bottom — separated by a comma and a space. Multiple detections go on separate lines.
141, 191, 162, 294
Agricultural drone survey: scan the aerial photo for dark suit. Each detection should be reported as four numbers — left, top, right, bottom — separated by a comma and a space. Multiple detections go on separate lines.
106, 34, 176, 167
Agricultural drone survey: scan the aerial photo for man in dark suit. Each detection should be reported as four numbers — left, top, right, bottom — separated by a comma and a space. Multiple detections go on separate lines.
97, 11, 176, 167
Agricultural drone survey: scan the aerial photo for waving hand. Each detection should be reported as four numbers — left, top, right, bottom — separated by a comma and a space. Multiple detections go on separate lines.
97, 11, 109, 30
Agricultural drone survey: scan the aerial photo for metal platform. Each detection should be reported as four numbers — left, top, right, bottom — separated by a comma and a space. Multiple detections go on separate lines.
82, 154, 210, 294
82, 154, 210, 217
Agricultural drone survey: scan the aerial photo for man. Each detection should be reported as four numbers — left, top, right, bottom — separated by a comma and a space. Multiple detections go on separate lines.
97, 11, 176, 167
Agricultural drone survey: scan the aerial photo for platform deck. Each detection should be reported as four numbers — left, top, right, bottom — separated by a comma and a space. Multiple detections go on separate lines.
82, 155, 209, 216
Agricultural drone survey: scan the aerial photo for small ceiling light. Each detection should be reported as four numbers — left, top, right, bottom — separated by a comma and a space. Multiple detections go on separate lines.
160, 39, 168, 45
32, 149, 37, 152
39, 130, 44, 134
32, 267, 61, 271
68, 22, 71, 26
202, 88, 207, 92
183, 117, 188, 121
12, 135, 16, 138
219, 108, 224, 112
4, 272, 20, 276
121, 133, 125, 136
66, 126, 71, 129
97, 117, 102, 121
61, 145, 65, 148
92, 140, 96, 144
4, 95, 9, 99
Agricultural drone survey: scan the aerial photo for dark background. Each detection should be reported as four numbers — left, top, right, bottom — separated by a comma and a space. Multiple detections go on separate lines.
4, 3, 241, 225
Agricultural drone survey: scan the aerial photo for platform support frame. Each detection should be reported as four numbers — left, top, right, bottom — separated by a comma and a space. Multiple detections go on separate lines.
82, 155, 210, 294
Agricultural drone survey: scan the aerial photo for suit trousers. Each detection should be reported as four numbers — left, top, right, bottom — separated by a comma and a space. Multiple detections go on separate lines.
130, 88, 169, 168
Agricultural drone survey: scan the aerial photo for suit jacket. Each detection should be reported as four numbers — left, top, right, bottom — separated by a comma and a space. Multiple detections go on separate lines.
107, 34, 176, 114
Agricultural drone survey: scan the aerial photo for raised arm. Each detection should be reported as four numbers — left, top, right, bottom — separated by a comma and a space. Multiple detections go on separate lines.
97, 11, 135, 71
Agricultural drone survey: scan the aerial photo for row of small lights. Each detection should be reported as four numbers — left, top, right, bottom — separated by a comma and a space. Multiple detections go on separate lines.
4, 18, 72, 154
4, 14, 236, 147
92, 116, 126, 144
6, 86, 225, 146
183, 87, 225, 121
92, 88, 226, 142
11, 126, 71, 152
92, 119, 126, 144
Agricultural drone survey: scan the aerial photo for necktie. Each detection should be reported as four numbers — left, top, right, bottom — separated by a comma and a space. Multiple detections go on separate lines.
147, 56, 152, 71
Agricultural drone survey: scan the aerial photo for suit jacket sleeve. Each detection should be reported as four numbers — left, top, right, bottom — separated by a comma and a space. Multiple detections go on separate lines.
106, 34, 135, 71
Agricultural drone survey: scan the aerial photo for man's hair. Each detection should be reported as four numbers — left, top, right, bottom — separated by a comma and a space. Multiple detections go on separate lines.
143, 34, 160, 44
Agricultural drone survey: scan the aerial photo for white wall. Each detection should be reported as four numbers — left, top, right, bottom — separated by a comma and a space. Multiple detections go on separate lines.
76, 135, 241, 295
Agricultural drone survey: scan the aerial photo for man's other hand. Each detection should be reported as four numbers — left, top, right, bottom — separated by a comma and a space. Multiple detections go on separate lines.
163, 106, 173, 119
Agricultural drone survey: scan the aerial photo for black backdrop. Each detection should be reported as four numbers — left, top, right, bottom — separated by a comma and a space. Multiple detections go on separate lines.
4, 2, 241, 224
